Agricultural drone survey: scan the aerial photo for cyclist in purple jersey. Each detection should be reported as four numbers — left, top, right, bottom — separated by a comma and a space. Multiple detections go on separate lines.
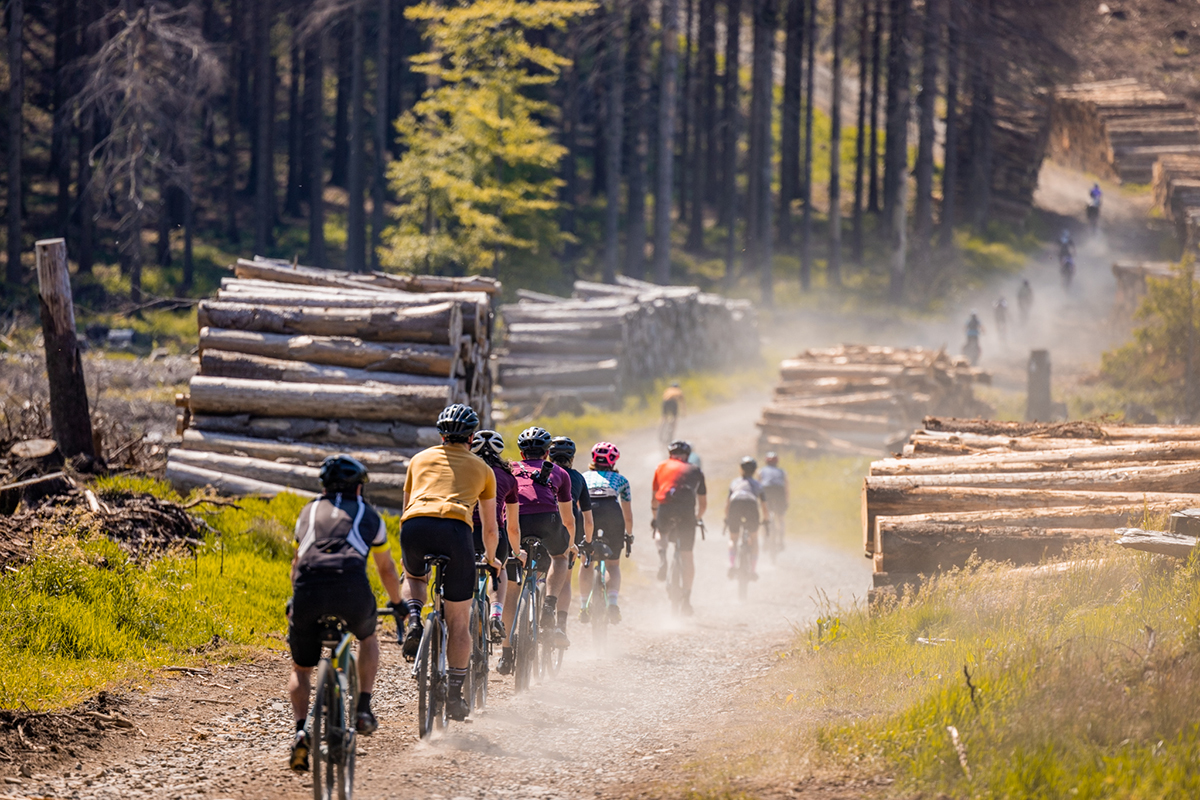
470, 430, 521, 642
498, 427, 576, 674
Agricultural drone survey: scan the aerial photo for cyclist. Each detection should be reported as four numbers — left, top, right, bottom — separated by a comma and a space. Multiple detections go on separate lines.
661, 382, 685, 441
726, 456, 767, 581
1058, 229, 1075, 262
287, 456, 404, 771
1017, 279, 1033, 325
497, 427, 576, 674
582, 442, 633, 623
964, 311, 983, 366
994, 297, 1008, 342
548, 436, 594, 642
398, 404, 500, 722
758, 451, 789, 542
1087, 185, 1102, 231
470, 430, 522, 641
651, 440, 707, 616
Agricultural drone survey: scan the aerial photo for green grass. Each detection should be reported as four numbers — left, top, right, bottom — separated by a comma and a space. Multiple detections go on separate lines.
710, 546, 1200, 798
0, 475, 400, 710
779, 453, 871, 553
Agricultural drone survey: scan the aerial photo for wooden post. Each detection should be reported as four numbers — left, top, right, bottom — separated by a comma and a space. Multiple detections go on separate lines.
35, 238, 96, 460
1026, 349, 1052, 422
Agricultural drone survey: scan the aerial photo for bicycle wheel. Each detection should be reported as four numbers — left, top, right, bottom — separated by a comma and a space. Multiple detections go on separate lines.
416, 617, 440, 738
543, 630, 564, 676
514, 587, 535, 692
592, 568, 608, 651
736, 538, 750, 601
335, 664, 356, 800
668, 547, 683, 614
311, 660, 336, 800
469, 598, 488, 713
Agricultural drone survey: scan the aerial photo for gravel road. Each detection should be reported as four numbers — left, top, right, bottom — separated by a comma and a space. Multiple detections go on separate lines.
4, 391, 870, 800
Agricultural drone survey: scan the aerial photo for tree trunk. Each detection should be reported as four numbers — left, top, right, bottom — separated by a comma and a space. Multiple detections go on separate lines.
747, 0, 776, 303
196, 300, 464, 344
166, 460, 318, 501
346, 0, 367, 273
305, 40, 326, 267
939, 0, 960, 249
331, 27, 351, 188
867, 0, 883, 214
200, 349, 458, 389
678, 0, 695, 232
603, 0, 625, 284
912, 0, 939, 261
653, 0, 679, 285
627, 2, 651, 280
965, 0, 994, 231
778, 0, 804, 249
253, 0, 274, 254
688, 0, 717, 251
35, 239, 95, 460
800, 0, 816, 291
284, 34, 303, 218
829, 0, 844, 286
199, 327, 459, 376
225, 0, 240, 243
371, 0, 391, 271
77, 0, 96, 274
875, 523, 1111, 575
181, 429, 414, 471
852, 0, 868, 263
157, 200, 172, 267
868, 461, 1200, 495
189, 413, 440, 450
183, 176, 194, 292
51, 0, 75, 235
6, 0, 23, 286
188, 375, 453, 424
873, 440, 1200, 476
882, 0, 911, 230
719, 0, 741, 233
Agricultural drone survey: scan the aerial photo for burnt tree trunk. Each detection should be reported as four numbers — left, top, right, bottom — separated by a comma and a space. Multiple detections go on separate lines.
36, 239, 95, 461
6, 0, 24, 286
653, 0, 681, 284
331, 28, 351, 188
688, 0, 717, 250
225, 0, 240, 243
719, 0, 741, 234
371, 0, 391, 271
305, 39, 326, 267
965, 0, 994, 231
285, 33, 304, 218
868, 0, 883, 214
346, 0, 367, 273
800, 0, 816, 291
778, 0, 804, 249
253, 0, 274, 254
913, 0, 940, 262
939, 0, 961, 249
748, 0, 777, 303
77, 0, 97, 275
602, 1, 625, 284
852, 0, 869, 264
829, 0, 844, 285
882, 0, 911, 232
625, 1, 650, 280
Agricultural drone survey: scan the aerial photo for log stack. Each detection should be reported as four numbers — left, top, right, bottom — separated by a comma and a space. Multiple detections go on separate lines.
496, 276, 758, 414
756, 347, 993, 457
1049, 78, 1200, 184
865, 416, 1200, 601
167, 257, 497, 509
1111, 261, 1177, 318
1152, 154, 1200, 255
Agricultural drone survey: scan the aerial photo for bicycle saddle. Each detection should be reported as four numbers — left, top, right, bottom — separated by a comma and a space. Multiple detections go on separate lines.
591, 540, 616, 561
520, 537, 552, 572
316, 614, 349, 647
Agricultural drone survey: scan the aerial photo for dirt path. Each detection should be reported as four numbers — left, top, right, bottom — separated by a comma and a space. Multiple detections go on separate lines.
4, 393, 869, 800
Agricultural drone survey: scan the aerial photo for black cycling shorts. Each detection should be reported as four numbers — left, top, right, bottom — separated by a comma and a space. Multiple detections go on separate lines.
662, 398, 679, 418
657, 503, 698, 552
519, 511, 570, 557
727, 498, 760, 536
473, 519, 512, 565
762, 484, 787, 511
591, 500, 626, 559
289, 576, 377, 668
400, 516, 475, 602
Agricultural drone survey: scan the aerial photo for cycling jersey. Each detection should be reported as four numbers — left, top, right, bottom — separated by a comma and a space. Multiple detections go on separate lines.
513, 459, 572, 515
564, 466, 591, 544
402, 445, 496, 525
294, 494, 389, 578
586, 469, 630, 556
471, 466, 518, 531
728, 476, 764, 503
585, 469, 632, 503
758, 465, 787, 489
652, 458, 707, 507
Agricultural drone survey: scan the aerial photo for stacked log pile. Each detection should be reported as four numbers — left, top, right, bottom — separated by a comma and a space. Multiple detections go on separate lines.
757, 347, 992, 457
1111, 261, 1177, 317
865, 416, 1200, 600
1049, 78, 1200, 184
167, 257, 497, 509
1152, 154, 1200, 255
496, 276, 758, 414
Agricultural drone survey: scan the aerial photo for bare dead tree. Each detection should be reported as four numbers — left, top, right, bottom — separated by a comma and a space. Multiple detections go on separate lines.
75, 3, 222, 302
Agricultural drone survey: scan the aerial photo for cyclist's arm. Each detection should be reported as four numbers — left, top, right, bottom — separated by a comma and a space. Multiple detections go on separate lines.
620, 498, 633, 532
505, 503, 520, 554
371, 549, 403, 604
480, 496, 500, 565
558, 500, 576, 541
697, 495, 707, 518
583, 509, 594, 542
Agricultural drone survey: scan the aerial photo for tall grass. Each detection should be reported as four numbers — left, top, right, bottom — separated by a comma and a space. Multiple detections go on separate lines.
722, 547, 1200, 797
0, 476, 399, 710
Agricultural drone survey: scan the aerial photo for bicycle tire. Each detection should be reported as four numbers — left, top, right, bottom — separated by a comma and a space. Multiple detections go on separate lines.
668, 546, 684, 614
336, 665, 355, 800
514, 585, 535, 692
311, 660, 335, 800
592, 567, 608, 651
416, 618, 438, 738
469, 598, 488, 713
736, 537, 751, 601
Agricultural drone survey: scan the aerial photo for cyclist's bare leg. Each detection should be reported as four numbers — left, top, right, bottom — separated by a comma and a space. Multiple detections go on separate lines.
749, 528, 760, 573
401, 571, 427, 608
606, 561, 622, 594
578, 562, 594, 604
491, 569, 507, 608
681, 551, 696, 597
288, 664, 312, 726
356, 634, 380, 694
549, 553, 571, 611
445, 599, 472, 670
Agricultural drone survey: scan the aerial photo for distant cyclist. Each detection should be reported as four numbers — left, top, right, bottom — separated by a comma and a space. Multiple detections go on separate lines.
725, 456, 767, 581
994, 297, 1008, 342
398, 404, 499, 721
1058, 229, 1075, 262
660, 382, 685, 442
500, 427, 576, 673
548, 436, 594, 642
1017, 279, 1033, 325
758, 452, 789, 543
964, 311, 983, 366
469, 430, 522, 642
287, 456, 404, 771
582, 442, 633, 623
651, 440, 707, 616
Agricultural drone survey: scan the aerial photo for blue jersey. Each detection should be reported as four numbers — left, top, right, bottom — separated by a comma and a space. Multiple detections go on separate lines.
584, 469, 632, 504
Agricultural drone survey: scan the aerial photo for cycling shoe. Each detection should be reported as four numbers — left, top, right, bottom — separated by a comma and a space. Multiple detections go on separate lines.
289, 729, 310, 772
355, 709, 378, 735
402, 618, 423, 662
488, 614, 506, 643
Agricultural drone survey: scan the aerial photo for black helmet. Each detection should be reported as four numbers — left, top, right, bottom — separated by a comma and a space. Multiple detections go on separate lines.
436, 404, 479, 442
668, 440, 692, 458
471, 429, 505, 458
319, 455, 369, 492
518, 426, 552, 455
548, 436, 576, 465
740, 456, 758, 474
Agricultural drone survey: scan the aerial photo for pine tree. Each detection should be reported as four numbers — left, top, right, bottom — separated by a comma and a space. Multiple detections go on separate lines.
383, 1, 593, 276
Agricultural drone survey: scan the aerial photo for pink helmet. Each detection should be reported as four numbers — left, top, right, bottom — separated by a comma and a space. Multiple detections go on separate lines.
591, 441, 620, 468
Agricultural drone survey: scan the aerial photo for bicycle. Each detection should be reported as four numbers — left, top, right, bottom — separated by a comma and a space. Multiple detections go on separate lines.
508, 537, 551, 692
412, 554, 450, 739
308, 608, 395, 800
580, 533, 632, 650
762, 506, 785, 563
730, 523, 755, 601
542, 552, 569, 678
666, 519, 704, 615
467, 559, 493, 715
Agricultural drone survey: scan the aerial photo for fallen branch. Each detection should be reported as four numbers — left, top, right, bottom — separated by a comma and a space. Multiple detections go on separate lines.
162, 666, 212, 676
